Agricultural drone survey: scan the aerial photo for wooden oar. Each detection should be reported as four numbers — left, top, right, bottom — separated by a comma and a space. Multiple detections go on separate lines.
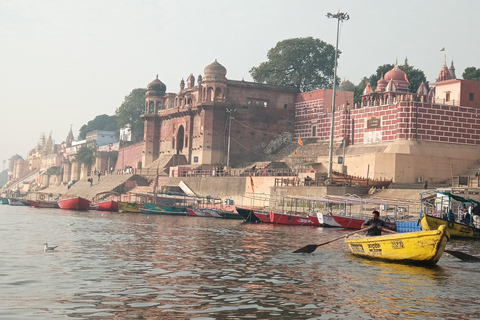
445, 250, 480, 261
293, 227, 373, 253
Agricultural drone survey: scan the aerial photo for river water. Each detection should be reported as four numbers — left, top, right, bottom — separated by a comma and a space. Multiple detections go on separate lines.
1, 205, 480, 320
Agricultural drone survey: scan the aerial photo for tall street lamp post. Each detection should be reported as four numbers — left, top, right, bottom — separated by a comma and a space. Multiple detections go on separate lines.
326, 11, 349, 182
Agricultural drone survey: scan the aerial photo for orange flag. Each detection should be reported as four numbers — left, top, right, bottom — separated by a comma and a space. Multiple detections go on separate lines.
249, 174, 255, 193
298, 135, 304, 147
404, 73, 410, 84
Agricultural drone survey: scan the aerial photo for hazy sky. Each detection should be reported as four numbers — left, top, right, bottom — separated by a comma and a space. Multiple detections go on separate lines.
0, 0, 478, 168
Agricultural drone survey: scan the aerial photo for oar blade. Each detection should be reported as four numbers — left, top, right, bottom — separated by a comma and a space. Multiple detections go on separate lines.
293, 244, 319, 254
445, 250, 480, 261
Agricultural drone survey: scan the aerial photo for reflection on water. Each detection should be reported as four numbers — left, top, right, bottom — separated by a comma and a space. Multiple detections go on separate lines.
1, 206, 480, 319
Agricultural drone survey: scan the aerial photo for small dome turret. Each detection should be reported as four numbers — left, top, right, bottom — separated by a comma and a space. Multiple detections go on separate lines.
147, 75, 166, 96
203, 60, 227, 81
375, 75, 388, 92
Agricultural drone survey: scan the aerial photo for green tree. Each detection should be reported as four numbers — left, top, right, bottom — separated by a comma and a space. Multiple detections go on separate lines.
463, 67, 480, 81
249, 37, 339, 92
354, 77, 370, 104
79, 114, 118, 140
115, 88, 147, 143
339, 79, 356, 92
75, 146, 95, 167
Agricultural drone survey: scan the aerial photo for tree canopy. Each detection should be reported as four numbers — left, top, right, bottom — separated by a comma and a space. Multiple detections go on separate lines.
75, 145, 95, 167
115, 88, 147, 143
249, 37, 339, 92
463, 67, 480, 81
79, 114, 118, 140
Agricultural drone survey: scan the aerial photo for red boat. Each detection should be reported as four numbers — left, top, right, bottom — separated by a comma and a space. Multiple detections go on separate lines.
27, 200, 59, 209
330, 213, 397, 231
91, 200, 119, 212
187, 208, 211, 217
57, 197, 91, 210
254, 210, 322, 226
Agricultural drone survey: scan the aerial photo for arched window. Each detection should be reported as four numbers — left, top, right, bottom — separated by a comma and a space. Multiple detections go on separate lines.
187, 98, 192, 105
149, 101, 154, 113
157, 101, 162, 110
215, 87, 222, 99
207, 88, 214, 102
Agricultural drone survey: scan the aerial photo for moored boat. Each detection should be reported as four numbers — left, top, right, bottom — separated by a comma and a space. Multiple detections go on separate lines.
144, 203, 188, 214
58, 197, 91, 210
420, 215, 480, 239
345, 225, 449, 265
322, 213, 342, 228
8, 199, 31, 206
186, 208, 212, 217
1, 198, 9, 204
236, 207, 263, 223
27, 200, 59, 208
215, 210, 243, 220
331, 213, 397, 231
254, 210, 322, 226
118, 201, 145, 213
91, 200, 119, 212
420, 190, 480, 239
140, 207, 189, 216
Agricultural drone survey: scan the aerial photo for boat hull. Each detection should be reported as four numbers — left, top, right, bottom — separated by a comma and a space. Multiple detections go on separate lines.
8, 199, 30, 206
140, 208, 188, 216
118, 202, 145, 213
322, 214, 342, 227
236, 207, 263, 223
331, 213, 397, 231
144, 203, 187, 213
58, 197, 91, 210
27, 200, 59, 208
186, 208, 212, 217
254, 211, 322, 226
345, 225, 449, 265
421, 215, 480, 239
92, 200, 119, 212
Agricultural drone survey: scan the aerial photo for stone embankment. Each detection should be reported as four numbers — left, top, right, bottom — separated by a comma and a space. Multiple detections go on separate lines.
41, 174, 149, 200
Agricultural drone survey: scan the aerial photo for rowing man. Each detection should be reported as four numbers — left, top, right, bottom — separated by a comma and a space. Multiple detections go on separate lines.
361, 210, 386, 236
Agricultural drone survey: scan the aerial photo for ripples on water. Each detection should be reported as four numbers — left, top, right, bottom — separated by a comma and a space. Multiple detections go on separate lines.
1, 206, 480, 319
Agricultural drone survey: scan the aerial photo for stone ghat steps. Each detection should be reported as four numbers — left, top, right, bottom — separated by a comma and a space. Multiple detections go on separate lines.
42, 174, 136, 199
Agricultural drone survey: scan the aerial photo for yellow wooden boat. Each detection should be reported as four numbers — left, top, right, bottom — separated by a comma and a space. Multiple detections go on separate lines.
345, 225, 449, 265
118, 201, 145, 213
420, 214, 480, 239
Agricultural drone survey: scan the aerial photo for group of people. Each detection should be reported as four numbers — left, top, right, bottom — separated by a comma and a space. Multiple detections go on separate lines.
457, 203, 480, 227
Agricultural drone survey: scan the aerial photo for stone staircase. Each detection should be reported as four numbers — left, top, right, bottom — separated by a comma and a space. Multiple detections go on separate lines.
41, 174, 149, 199
4, 168, 40, 191
144, 154, 188, 173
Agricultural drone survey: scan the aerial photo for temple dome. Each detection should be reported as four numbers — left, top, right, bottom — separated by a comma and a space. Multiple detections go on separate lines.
203, 60, 227, 81
146, 75, 166, 96
384, 65, 407, 81
376, 76, 388, 92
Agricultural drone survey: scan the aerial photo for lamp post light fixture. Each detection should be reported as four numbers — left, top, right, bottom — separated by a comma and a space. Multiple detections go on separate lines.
326, 11, 349, 182
226, 108, 236, 167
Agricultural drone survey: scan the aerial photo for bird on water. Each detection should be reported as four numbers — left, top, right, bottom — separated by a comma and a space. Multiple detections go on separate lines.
44, 243, 58, 252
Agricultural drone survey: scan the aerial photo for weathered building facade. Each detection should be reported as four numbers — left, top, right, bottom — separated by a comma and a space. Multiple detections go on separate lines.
142, 60, 299, 168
